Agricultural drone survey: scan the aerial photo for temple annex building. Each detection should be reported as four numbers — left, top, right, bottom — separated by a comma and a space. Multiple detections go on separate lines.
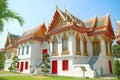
3, 7, 115, 78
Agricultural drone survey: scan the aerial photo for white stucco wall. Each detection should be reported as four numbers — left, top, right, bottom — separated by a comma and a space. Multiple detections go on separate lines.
4, 51, 14, 71
30, 41, 42, 74
93, 35, 114, 76
51, 57, 94, 78
18, 60, 30, 73
17, 42, 31, 73
17, 40, 46, 74
4, 60, 12, 71
17, 42, 31, 59
49, 30, 95, 78
49, 30, 114, 78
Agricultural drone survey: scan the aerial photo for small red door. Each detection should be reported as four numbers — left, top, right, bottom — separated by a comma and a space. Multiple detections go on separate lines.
109, 60, 112, 73
52, 60, 57, 74
20, 62, 24, 72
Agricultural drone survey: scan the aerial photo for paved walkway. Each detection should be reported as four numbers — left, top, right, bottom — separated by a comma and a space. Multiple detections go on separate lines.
99, 74, 116, 80
0, 73, 117, 80
0, 73, 33, 77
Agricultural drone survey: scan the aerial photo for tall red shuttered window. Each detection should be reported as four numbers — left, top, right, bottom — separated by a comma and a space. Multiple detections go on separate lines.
42, 49, 47, 62
62, 60, 68, 71
25, 61, 28, 69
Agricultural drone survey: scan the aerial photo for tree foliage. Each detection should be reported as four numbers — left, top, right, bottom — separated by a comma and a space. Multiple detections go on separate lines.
8, 56, 19, 72
41, 54, 50, 75
112, 44, 120, 58
0, 51, 4, 70
0, 0, 24, 32
113, 60, 120, 79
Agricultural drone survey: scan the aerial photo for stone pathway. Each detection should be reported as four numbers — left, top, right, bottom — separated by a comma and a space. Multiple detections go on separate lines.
0, 73, 33, 77
99, 74, 116, 80
0, 73, 117, 80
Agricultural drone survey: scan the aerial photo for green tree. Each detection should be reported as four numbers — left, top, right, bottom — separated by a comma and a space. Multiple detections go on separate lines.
112, 44, 120, 58
8, 56, 19, 72
0, 0, 24, 32
113, 60, 120, 79
8, 64, 14, 72
41, 54, 50, 76
0, 51, 4, 70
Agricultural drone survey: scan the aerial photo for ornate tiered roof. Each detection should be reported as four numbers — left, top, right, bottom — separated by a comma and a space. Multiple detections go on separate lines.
116, 21, 120, 44
86, 13, 114, 38
48, 7, 84, 32
4, 32, 20, 49
16, 23, 47, 44
47, 8, 115, 39
47, 7, 87, 36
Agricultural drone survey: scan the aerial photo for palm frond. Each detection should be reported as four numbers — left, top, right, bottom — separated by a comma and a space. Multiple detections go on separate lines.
1, 9, 24, 26
0, 0, 24, 32
0, 19, 4, 32
0, 0, 8, 14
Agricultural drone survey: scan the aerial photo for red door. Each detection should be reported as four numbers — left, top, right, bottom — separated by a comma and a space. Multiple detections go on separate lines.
109, 60, 112, 73
20, 62, 24, 72
52, 60, 57, 74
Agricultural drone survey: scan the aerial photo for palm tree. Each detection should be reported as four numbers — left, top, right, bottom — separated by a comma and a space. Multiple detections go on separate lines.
0, 0, 24, 32
112, 44, 120, 58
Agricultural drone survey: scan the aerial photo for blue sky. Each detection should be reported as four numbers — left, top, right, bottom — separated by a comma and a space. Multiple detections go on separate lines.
0, 0, 120, 48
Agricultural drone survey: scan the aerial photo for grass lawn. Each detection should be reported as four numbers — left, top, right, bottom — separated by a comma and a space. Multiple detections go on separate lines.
111, 78, 120, 80
0, 75, 119, 80
0, 75, 101, 80
0, 71, 119, 80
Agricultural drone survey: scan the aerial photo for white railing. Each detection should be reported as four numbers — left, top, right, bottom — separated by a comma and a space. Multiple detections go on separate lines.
73, 64, 95, 78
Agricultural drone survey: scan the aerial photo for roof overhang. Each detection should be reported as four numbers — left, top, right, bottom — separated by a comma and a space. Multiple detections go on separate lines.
47, 25, 88, 37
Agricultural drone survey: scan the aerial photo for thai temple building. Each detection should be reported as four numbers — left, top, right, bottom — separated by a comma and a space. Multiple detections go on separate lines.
47, 7, 114, 78
116, 21, 120, 44
4, 32, 19, 71
15, 23, 48, 74
3, 7, 115, 78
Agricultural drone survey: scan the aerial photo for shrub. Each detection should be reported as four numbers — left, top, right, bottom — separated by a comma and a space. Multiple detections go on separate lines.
113, 60, 120, 79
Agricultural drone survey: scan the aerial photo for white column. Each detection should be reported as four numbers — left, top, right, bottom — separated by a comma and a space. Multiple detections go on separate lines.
49, 42, 52, 56
58, 39, 62, 56
72, 36, 75, 56
80, 38, 84, 56
107, 42, 110, 55
68, 36, 73, 56
87, 40, 93, 56
100, 39, 106, 56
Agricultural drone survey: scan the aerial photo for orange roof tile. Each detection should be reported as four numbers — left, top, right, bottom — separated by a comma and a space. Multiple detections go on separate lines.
5, 32, 19, 48
47, 8, 114, 38
48, 7, 84, 33
4, 32, 19, 50
16, 23, 47, 44
84, 16, 97, 28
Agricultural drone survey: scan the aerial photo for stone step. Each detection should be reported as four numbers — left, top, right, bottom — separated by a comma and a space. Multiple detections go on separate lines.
88, 56, 98, 69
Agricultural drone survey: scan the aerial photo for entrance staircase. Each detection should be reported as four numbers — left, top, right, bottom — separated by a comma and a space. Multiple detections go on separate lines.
31, 62, 43, 73
88, 56, 98, 70
36, 62, 43, 68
